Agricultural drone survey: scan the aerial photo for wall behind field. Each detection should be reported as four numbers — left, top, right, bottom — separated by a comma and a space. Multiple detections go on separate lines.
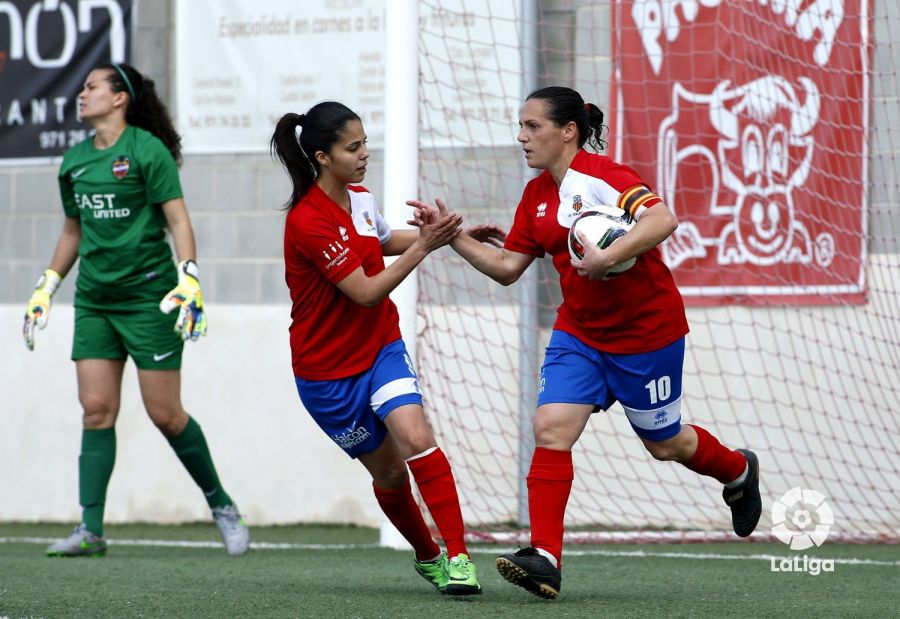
0, 0, 385, 526
1, 305, 384, 526
2, 0, 899, 527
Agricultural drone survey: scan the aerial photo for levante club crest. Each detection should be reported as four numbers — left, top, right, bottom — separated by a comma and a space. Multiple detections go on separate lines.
112, 156, 131, 179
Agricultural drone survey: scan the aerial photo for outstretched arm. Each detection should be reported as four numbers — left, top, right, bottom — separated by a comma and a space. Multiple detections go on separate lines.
465, 223, 507, 248
407, 198, 534, 286
337, 208, 462, 307
380, 229, 417, 256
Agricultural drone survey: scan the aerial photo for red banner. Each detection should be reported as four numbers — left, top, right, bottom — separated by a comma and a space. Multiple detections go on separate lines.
611, 1, 872, 305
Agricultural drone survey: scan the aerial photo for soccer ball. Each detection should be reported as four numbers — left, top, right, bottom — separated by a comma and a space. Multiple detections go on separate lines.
567, 208, 636, 275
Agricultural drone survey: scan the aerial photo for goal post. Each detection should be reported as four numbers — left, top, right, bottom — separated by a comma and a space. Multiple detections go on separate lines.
515, 0, 540, 527
381, 0, 419, 549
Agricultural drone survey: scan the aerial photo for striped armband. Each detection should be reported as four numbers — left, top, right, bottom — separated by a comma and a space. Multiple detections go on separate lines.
617, 185, 662, 221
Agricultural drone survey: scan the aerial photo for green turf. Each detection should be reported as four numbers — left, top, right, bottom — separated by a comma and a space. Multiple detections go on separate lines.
0, 524, 897, 618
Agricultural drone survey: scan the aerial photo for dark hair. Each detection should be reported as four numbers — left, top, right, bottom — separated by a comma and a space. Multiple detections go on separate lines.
99, 63, 182, 165
526, 86, 607, 152
269, 102, 361, 209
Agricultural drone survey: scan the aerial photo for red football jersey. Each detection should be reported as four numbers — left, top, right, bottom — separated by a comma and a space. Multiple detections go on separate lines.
504, 150, 689, 353
284, 184, 401, 380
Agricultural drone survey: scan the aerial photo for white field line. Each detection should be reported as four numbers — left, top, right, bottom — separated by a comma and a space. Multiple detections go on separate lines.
2, 537, 898, 567
0, 537, 378, 550
535, 547, 900, 567
475, 530, 900, 545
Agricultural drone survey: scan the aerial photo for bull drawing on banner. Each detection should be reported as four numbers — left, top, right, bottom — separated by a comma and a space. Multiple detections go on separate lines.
658, 76, 834, 269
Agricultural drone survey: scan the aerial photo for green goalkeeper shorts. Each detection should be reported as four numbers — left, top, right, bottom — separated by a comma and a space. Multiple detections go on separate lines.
72, 302, 184, 370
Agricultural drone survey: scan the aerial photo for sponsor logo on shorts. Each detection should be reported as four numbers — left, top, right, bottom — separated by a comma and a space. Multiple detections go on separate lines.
153, 350, 175, 362
331, 426, 372, 450
654, 410, 668, 426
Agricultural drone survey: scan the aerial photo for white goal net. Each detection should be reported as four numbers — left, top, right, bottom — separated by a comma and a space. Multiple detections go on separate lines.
414, 0, 900, 543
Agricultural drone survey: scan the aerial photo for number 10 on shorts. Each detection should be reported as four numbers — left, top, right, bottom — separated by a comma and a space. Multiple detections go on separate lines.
645, 376, 672, 405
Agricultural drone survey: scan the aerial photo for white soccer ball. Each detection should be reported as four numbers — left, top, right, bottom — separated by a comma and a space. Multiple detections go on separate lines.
567, 208, 636, 275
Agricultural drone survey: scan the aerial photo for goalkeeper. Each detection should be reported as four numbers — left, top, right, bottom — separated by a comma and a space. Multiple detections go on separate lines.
24, 63, 248, 558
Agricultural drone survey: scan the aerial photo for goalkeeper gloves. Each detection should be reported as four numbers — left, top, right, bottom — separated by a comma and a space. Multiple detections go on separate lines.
159, 259, 208, 341
23, 268, 62, 351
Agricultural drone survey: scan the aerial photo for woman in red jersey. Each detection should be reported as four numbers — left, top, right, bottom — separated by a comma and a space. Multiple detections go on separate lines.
270, 102, 481, 595
409, 86, 762, 600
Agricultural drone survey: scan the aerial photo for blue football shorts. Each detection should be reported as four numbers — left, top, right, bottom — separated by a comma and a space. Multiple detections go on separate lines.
537, 330, 685, 442
294, 339, 423, 458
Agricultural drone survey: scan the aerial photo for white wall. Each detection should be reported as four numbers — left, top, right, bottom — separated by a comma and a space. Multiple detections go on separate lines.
3, 255, 900, 536
1, 305, 383, 526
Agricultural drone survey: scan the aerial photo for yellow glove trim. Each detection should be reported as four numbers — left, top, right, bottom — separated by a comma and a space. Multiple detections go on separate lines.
159, 260, 208, 341
23, 268, 63, 351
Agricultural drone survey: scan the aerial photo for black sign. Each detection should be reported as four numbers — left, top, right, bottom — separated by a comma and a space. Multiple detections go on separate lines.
0, 0, 132, 160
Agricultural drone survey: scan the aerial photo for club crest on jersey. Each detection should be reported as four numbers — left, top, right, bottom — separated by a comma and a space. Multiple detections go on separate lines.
536, 202, 547, 218
111, 156, 130, 179
572, 194, 583, 212
363, 211, 374, 228
339, 226, 349, 241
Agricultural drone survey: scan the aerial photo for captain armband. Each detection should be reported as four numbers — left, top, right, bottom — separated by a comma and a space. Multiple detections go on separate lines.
617, 185, 662, 221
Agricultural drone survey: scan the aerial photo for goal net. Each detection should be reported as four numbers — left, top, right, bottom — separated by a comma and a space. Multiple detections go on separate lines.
414, 0, 899, 543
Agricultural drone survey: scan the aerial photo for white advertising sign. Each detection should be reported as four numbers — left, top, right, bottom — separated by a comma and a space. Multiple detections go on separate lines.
174, 0, 520, 153
418, 0, 522, 148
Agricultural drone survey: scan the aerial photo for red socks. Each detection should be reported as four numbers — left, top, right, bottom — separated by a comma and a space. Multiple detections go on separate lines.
683, 424, 747, 484
373, 480, 441, 561
407, 448, 468, 558
527, 447, 574, 565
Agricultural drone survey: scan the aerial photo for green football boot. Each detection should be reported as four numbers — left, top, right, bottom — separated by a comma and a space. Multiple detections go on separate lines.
46, 523, 107, 557
414, 551, 449, 593
445, 553, 482, 595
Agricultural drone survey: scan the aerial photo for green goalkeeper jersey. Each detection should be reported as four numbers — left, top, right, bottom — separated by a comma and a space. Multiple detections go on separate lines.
59, 125, 183, 307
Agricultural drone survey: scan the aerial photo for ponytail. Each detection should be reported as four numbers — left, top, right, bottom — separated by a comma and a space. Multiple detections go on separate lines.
526, 86, 607, 152
270, 113, 316, 209
582, 102, 607, 152
269, 102, 361, 210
